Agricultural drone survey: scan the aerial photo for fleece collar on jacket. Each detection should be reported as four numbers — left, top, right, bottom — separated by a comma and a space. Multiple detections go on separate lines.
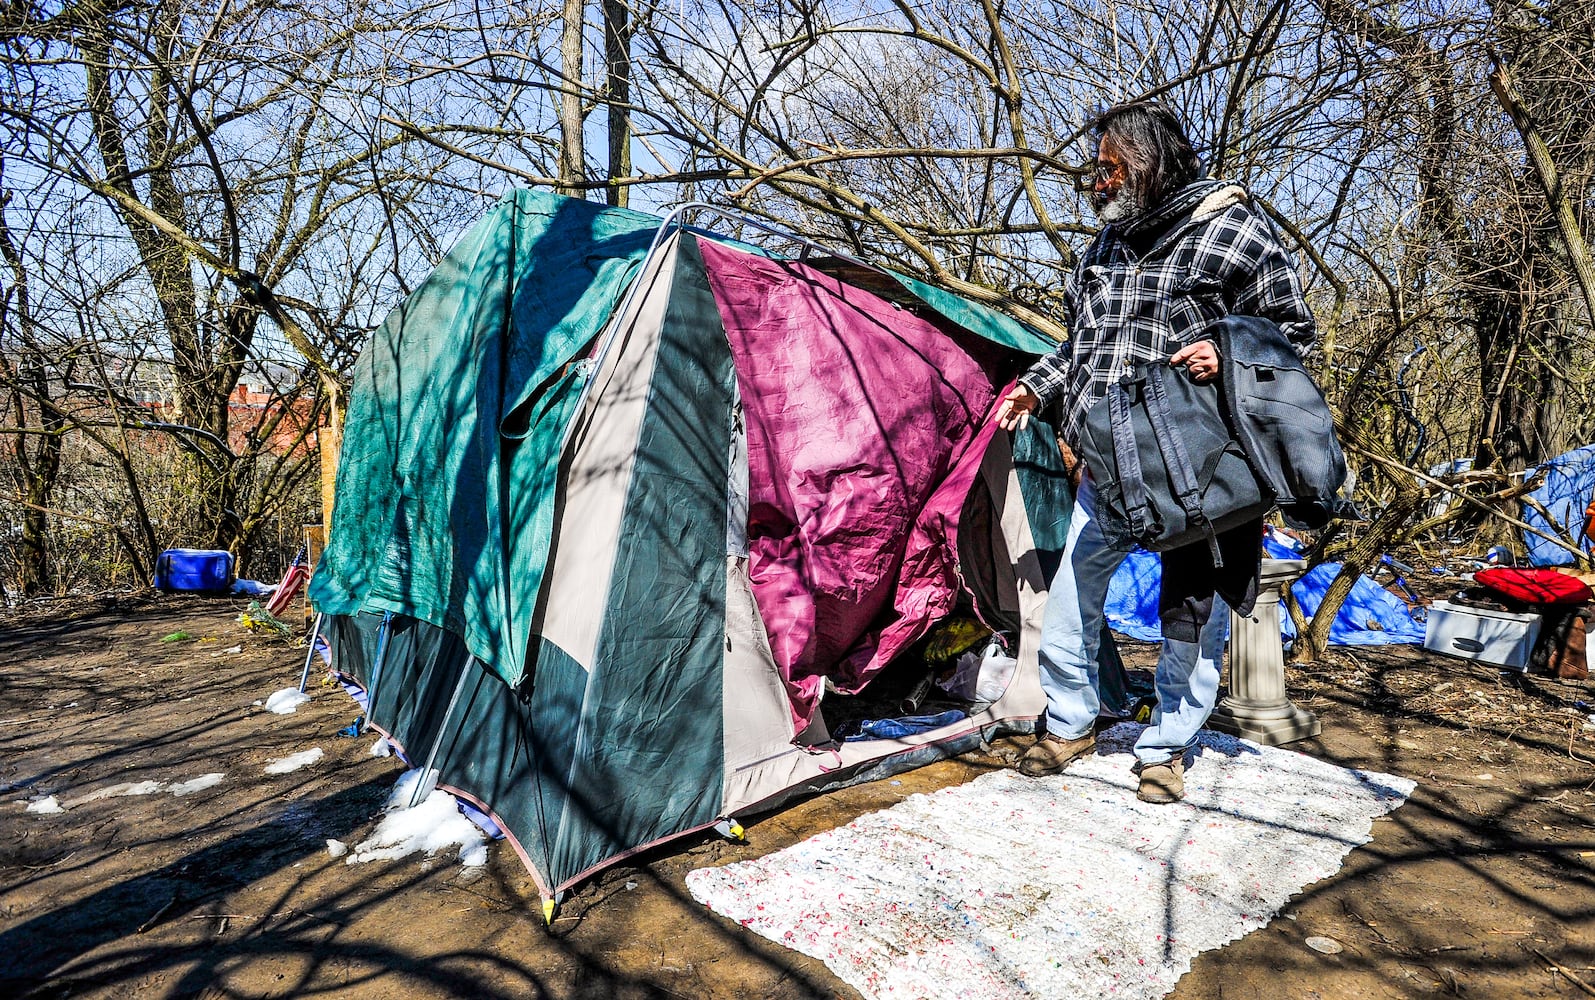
1115, 180, 1249, 238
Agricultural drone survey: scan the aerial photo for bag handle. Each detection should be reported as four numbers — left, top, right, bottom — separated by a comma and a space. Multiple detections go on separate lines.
1142, 366, 1224, 566
1108, 375, 1156, 545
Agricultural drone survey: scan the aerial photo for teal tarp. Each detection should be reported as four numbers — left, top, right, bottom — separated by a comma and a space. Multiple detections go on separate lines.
310, 192, 658, 685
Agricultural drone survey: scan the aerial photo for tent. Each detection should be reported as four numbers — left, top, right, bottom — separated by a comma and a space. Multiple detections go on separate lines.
1523, 444, 1595, 566
308, 190, 1082, 907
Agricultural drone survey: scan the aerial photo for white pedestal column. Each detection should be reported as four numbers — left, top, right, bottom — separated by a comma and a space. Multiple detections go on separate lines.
1207, 557, 1321, 745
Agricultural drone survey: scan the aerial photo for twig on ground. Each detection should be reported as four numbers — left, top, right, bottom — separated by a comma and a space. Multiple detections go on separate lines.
1570, 723, 1594, 765
1343, 901, 1400, 949
1528, 946, 1595, 998
136, 891, 180, 933
440, 880, 513, 911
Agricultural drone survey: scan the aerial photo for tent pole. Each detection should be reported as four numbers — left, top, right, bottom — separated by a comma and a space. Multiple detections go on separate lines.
407, 658, 474, 809
361, 611, 395, 733
297, 611, 326, 694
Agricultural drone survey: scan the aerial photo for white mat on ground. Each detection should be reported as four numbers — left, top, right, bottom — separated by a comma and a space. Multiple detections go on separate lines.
687, 723, 1415, 1000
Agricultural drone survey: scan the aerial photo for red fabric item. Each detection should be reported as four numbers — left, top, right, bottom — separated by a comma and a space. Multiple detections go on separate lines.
1475, 566, 1594, 606
698, 240, 1006, 733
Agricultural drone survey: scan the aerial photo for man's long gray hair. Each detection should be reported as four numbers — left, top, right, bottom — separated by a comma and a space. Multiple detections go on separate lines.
1090, 101, 1202, 209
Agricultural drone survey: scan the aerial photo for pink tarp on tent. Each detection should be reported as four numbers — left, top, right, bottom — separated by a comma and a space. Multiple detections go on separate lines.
699, 241, 1004, 731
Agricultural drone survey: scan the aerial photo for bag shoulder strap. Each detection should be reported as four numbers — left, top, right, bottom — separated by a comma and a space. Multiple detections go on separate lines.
1141, 367, 1224, 566
1108, 375, 1154, 544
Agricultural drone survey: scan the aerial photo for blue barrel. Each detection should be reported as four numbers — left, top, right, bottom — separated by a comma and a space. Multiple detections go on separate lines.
154, 549, 235, 591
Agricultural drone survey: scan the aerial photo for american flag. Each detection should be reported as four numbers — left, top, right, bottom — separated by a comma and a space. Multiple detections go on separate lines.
265, 549, 310, 618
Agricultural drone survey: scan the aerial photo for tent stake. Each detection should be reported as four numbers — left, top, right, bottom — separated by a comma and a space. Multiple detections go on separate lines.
297, 611, 326, 694
361, 611, 394, 733
407, 658, 474, 809
541, 891, 565, 927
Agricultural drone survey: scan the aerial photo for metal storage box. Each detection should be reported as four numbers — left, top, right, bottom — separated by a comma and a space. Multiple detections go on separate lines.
1423, 599, 1542, 670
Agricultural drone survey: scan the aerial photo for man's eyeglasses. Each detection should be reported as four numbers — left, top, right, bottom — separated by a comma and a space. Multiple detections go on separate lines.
1073, 159, 1126, 192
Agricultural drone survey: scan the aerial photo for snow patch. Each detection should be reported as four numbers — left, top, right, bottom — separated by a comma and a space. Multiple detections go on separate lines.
65, 780, 165, 806
346, 769, 487, 868
25, 796, 64, 814
265, 748, 324, 775
369, 737, 392, 758
169, 773, 226, 796
385, 767, 436, 808
66, 785, 127, 805
326, 838, 348, 858
264, 688, 311, 714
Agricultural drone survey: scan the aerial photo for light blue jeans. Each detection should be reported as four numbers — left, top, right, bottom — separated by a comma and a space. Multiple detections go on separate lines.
1039, 476, 1228, 765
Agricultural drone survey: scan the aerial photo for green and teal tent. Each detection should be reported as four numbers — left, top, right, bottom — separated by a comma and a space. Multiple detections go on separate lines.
309, 189, 1080, 904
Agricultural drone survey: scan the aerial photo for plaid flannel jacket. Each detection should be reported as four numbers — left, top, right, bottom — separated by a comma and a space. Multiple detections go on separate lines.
1022, 180, 1316, 447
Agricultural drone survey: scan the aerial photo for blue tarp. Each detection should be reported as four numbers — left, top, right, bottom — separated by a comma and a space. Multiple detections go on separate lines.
1523, 444, 1595, 567
1104, 532, 1426, 646
1104, 550, 1165, 642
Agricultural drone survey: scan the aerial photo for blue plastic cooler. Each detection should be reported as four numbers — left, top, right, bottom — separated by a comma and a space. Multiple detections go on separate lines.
154, 549, 235, 591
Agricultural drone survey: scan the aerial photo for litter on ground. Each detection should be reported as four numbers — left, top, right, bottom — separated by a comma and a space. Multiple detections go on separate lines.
263, 688, 310, 714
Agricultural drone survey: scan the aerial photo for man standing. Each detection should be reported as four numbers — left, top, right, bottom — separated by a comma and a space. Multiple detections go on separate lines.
995, 101, 1315, 802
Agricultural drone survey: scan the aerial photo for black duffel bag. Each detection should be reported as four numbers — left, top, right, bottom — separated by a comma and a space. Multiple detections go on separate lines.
1080, 362, 1274, 565
1216, 314, 1348, 529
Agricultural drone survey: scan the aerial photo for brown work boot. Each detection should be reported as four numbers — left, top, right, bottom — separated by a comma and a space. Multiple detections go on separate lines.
1136, 759, 1185, 803
1017, 734, 1096, 777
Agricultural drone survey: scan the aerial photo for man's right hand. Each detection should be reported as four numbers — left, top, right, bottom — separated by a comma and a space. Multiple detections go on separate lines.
994, 383, 1039, 431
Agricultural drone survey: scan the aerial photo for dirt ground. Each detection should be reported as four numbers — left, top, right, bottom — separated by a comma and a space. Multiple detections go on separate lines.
1, 592, 1593, 999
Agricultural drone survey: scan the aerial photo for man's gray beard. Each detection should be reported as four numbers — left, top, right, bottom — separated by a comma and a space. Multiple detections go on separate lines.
1093, 186, 1145, 224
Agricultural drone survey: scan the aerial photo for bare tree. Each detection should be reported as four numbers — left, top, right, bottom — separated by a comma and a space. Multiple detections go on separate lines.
0, 0, 475, 577
3, 0, 1589, 628
0, 171, 67, 595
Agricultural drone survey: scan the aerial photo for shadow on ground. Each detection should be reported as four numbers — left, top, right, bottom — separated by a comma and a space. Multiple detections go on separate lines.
2, 599, 1592, 998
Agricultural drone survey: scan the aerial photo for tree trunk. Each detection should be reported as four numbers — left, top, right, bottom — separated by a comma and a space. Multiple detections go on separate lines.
320, 379, 344, 531
84, 6, 244, 553
558, 0, 586, 197
18, 455, 58, 596
0, 190, 64, 596
1292, 484, 1428, 663
1489, 57, 1595, 332
603, 0, 632, 208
